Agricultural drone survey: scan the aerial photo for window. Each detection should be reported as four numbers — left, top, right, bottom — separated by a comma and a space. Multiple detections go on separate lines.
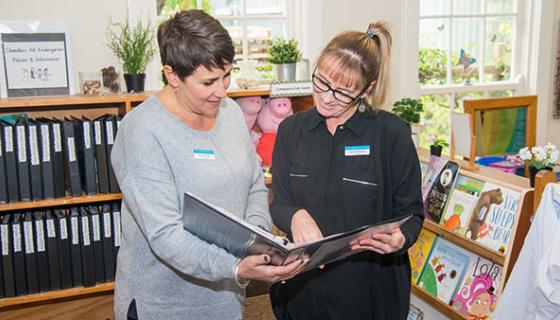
158, 0, 289, 62
417, 0, 524, 152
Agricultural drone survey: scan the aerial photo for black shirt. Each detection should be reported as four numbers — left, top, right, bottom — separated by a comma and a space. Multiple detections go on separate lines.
270, 107, 424, 320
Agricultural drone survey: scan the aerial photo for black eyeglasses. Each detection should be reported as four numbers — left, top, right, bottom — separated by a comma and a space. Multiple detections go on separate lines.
311, 69, 368, 105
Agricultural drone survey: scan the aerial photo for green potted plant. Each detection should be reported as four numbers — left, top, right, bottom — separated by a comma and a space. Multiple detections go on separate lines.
430, 136, 449, 157
268, 38, 302, 82
106, 20, 156, 92
392, 97, 424, 147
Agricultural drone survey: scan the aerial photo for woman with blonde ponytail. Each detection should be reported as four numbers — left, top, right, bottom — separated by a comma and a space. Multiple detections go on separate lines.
269, 22, 423, 319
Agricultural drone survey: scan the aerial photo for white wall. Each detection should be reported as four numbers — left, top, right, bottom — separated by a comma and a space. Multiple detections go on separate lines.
0, 0, 129, 92
305, 0, 408, 109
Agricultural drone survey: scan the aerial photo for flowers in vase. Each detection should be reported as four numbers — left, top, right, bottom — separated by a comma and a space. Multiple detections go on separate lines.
518, 143, 559, 170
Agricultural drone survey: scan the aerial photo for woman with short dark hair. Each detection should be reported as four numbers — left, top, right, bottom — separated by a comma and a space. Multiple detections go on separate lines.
112, 10, 304, 320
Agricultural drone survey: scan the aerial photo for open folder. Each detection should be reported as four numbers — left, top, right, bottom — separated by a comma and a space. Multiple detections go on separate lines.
183, 192, 412, 272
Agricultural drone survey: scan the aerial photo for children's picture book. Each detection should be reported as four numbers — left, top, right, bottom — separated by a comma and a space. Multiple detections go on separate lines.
407, 304, 425, 320
418, 238, 472, 304
420, 161, 428, 179
439, 174, 485, 235
451, 255, 503, 318
465, 182, 520, 253
408, 228, 437, 285
421, 156, 447, 202
424, 161, 460, 223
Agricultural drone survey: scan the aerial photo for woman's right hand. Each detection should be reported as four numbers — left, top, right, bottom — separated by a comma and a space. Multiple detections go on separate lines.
237, 254, 305, 283
291, 209, 323, 244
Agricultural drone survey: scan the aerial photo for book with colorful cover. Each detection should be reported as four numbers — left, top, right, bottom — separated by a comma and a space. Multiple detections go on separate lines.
439, 174, 485, 235
424, 161, 460, 223
407, 304, 425, 320
465, 182, 521, 253
408, 229, 437, 285
418, 238, 472, 304
451, 255, 503, 318
421, 156, 447, 202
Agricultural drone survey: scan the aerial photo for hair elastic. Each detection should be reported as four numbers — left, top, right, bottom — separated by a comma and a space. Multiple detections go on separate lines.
366, 29, 377, 40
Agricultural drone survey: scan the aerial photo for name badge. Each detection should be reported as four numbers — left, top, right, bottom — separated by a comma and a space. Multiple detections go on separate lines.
192, 149, 216, 160
345, 145, 370, 156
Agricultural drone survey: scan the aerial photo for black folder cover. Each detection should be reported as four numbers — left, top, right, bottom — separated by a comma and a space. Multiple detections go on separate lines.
11, 213, 27, 296
54, 209, 73, 289
48, 119, 66, 198
93, 116, 110, 193
183, 192, 412, 272
100, 203, 115, 281
105, 116, 120, 193
33, 211, 50, 292
112, 202, 121, 263
45, 210, 61, 290
23, 212, 39, 294
27, 121, 44, 201
37, 120, 55, 199
1, 121, 19, 202
68, 207, 83, 287
73, 117, 97, 195
79, 207, 95, 287
1, 214, 16, 297
0, 127, 8, 204
15, 120, 31, 201
87, 205, 105, 283
62, 120, 82, 197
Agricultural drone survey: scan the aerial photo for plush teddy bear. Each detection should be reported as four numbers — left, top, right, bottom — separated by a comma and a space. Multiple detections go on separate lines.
256, 97, 293, 166
235, 96, 263, 146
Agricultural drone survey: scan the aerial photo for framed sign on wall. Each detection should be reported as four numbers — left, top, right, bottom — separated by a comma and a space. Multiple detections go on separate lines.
0, 21, 75, 98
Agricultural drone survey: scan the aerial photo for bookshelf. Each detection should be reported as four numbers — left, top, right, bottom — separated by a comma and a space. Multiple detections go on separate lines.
0, 89, 314, 318
412, 149, 534, 320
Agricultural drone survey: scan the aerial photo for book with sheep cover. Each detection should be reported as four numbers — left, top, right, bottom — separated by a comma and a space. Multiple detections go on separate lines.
182, 192, 411, 273
465, 182, 521, 253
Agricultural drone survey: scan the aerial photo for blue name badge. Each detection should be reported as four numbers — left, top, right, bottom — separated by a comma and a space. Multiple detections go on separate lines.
344, 145, 370, 156
192, 149, 216, 160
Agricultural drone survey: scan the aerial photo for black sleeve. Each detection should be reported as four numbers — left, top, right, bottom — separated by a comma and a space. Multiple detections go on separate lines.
270, 116, 303, 233
389, 120, 424, 256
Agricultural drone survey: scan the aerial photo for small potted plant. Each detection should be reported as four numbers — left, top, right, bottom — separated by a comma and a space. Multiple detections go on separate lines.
392, 98, 424, 147
106, 19, 156, 92
518, 143, 559, 186
430, 136, 449, 157
268, 38, 302, 82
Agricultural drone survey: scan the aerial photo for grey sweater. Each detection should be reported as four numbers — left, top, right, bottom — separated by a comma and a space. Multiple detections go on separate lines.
111, 96, 271, 320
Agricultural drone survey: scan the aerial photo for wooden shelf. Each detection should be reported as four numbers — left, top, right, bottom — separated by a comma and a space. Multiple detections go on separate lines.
423, 219, 505, 265
411, 285, 468, 320
227, 88, 271, 97
0, 194, 122, 213
0, 93, 148, 109
0, 283, 114, 309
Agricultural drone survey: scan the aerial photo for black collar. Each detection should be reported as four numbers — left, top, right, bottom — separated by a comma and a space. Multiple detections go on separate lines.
307, 106, 369, 137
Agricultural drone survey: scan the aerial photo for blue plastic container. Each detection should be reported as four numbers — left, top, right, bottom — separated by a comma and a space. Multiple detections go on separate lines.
477, 156, 506, 167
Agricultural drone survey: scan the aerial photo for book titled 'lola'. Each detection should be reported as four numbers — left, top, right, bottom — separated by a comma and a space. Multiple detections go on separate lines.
451, 255, 503, 318
418, 238, 472, 304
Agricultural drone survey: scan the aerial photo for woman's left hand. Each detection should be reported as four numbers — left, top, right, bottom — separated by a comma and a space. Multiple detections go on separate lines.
350, 227, 406, 254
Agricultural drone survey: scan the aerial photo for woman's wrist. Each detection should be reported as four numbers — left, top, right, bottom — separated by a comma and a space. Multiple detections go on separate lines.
234, 261, 250, 289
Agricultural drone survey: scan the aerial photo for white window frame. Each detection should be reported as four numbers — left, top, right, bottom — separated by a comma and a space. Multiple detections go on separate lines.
403, 0, 532, 110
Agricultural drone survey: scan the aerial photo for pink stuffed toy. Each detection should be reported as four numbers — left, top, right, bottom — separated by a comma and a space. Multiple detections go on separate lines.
256, 97, 293, 166
235, 96, 262, 146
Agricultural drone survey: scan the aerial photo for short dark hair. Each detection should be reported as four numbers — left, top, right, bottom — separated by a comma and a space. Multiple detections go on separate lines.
157, 10, 235, 80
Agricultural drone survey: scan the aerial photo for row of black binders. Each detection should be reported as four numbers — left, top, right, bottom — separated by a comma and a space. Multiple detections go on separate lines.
0, 114, 121, 203
0, 202, 122, 298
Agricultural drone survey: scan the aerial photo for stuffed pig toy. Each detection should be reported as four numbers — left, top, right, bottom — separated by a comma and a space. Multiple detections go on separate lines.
256, 97, 293, 166
235, 96, 262, 146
